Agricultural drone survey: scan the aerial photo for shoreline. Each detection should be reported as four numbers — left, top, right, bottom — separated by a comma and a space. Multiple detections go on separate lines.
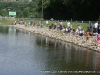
13, 25, 100, 52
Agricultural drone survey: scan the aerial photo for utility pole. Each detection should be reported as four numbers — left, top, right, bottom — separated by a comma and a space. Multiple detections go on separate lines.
42, 0, 43, 19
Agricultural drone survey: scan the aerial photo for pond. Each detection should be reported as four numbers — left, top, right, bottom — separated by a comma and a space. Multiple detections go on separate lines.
0, 26, 100, 75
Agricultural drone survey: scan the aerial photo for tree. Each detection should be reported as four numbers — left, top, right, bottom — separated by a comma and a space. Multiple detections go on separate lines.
1, 9, 7, 16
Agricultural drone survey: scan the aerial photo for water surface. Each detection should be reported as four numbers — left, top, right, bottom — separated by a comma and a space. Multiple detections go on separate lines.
0, 26, 100, 75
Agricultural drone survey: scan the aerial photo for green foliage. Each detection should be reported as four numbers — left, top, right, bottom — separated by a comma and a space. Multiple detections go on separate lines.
35, 0, 100, 20
0, 1, 38, 18
1, 9, 7, 16
0, 0, 99, 21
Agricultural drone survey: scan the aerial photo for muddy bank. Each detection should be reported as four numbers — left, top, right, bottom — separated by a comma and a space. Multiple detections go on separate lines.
13, 25, 100, 52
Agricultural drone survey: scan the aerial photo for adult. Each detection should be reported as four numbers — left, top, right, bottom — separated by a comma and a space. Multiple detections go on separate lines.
89, 22, 93, 32
54, 21, 57, 29
78, 25, 82, 30
60, 21, 63, 26
46, 20, 49, 27
59, 23, 62, 30
67, 21, 71, 28
76, 28, 79, 35
94, 22, 98, 40
98, 22, 100, 34
79, 29, 84, 36
94, 22, 98, 33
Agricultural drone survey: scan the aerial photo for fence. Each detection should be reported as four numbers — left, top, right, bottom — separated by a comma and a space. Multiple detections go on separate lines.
0, 17, 97, 25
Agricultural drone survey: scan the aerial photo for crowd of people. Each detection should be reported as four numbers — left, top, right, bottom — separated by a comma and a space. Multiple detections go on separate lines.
45, 20, 100, 48
16, 20, 100, 49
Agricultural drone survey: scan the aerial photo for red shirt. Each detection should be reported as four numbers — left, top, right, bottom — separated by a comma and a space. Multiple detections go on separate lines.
97, 35, 100, 43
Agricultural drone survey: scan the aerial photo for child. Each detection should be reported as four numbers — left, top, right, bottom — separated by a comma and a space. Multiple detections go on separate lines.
97, 34, 100, 48
86, 30, 91, 42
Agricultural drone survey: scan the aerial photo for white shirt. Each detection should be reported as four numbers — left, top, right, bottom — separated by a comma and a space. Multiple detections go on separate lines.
78, 26, 81, 30
60, 22, 63, 25
66, 28, 68, 31
94, 23, 98, 28
67, 22, 70, 27
46, 21, 48, 24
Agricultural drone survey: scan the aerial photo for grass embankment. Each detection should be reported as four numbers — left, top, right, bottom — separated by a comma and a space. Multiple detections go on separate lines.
0, 19, 15, 25
0, 19, 89, 31
42, 21, 90, 31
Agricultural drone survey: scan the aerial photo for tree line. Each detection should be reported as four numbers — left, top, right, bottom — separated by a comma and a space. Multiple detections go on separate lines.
0, 2, 37, 18
0, 0, 100, 21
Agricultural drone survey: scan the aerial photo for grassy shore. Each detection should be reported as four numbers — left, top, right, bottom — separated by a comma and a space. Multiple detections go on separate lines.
0, 18, 90, 31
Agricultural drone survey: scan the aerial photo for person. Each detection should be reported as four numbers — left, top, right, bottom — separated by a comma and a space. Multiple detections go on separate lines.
72, 29, 75, 35
65, 27, 68, 33
75, 28, 79, 35
98, 22, 100, 34
89, 22, 93, 32
94, 22, 98, 40
28, 22, 30, 26
67, 21, 71, 28
59, 23, 62, 30
46, 20, 49, 27
86, 30, 91, 42
39, 20, 41, 26
78, 25, 82, 30
60, 21, 63, 26
97, 34, 100, 48
14, 21, 16, 25
54, 21, 57, 29
30, 21, 33, 26
79, 29, 84, 36
94, 22, 98, 33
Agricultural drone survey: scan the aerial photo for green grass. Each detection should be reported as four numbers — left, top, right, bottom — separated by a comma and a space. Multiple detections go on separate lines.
71, 22, 89, 31
0, 19, 90, 31
42, 21, 89, 31
0, 19, 15, 25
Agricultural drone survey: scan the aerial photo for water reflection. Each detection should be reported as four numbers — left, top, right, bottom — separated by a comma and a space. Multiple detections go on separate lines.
0, 26, 9, 34
36, 35, 100, 72
0, 26, 100, 75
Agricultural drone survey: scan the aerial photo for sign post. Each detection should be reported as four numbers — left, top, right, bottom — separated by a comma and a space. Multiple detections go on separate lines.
9, 11, 16, 17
